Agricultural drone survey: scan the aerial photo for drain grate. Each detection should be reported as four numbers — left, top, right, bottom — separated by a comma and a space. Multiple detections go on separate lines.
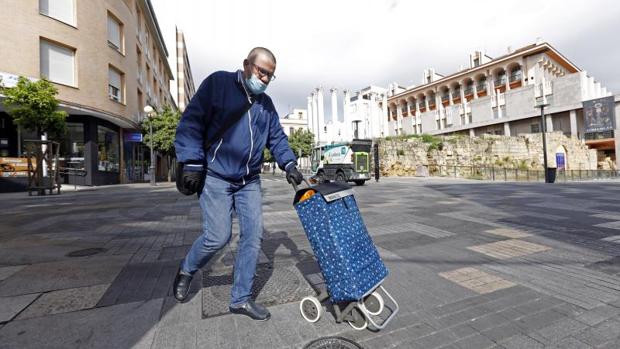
66, 248, 107, 257
304, 337, 363, 349
202, 264, 315, 318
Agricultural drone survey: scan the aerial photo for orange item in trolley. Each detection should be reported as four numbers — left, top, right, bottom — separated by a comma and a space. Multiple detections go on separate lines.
299, 189, 316, 202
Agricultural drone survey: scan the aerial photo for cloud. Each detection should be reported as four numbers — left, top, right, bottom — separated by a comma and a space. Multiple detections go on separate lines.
151, 0, 620, 116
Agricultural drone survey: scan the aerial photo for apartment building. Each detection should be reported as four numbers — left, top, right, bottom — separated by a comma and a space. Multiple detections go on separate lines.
0, 0, 174, 186
174, 27, 196, 112
387, 42, 618, 169
281, 109, 308, 137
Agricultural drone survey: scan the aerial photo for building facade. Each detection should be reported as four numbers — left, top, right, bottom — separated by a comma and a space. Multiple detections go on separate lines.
174, 27, 195, 112
280, 109, 308, 137
387, 42, 617, 169
0, 0, 174, 187
306, 83, 407, 146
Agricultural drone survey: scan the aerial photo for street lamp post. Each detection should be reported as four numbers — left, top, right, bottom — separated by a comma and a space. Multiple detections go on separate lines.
539, 103, 549, 183
535, 81, 551, 183
144, 105, 156, 186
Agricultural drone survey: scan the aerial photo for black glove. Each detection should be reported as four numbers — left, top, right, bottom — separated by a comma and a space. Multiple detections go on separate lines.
286, 164, 303, 185
176, 162, 205, 195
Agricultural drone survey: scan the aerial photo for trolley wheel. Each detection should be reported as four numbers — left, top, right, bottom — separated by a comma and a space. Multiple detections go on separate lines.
300, 296, 322, 323
364, 291, 384, 316
347, 306, 368, 331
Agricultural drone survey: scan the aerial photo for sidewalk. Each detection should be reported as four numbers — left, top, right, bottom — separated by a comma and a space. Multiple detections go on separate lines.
1, 178, 620, 348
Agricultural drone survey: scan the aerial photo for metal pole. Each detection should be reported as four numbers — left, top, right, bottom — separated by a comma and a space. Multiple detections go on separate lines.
540, 105, 549, 183
149, 117, 156, 186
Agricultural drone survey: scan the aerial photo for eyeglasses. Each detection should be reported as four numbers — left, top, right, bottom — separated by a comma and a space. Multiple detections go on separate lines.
252, 63, 276, 82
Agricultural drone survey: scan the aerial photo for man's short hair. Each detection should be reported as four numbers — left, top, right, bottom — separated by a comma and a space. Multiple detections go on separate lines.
247, 47, 276, 65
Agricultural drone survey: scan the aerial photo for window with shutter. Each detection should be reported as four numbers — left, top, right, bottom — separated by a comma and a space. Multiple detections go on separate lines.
107, 14, 122, 52
39, 0, 75, 26
40, 40, 76, 86
108, 67, 123, 103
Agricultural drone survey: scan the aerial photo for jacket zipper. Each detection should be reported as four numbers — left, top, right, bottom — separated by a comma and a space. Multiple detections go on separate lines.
211, 138, 223, 163
243, 110, 254, 185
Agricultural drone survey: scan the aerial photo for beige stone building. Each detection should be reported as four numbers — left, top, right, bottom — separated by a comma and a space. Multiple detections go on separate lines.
0, 0, 174, 186
174, 27, 196, 112
387, 41, 618, 170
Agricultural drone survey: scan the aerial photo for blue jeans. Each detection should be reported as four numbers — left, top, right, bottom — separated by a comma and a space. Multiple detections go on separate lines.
181, 175, 263, 307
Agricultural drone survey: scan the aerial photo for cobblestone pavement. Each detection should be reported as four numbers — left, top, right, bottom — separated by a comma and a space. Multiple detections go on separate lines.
1, 177, 620, 348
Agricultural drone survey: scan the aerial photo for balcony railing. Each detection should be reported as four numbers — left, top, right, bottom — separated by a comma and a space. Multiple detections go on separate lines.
494, 77, 507, 86
509, 71, 522, 82
464, 87, 474, 96
441, 95, 450, 102
476, 84, 487, 92
453, 89, 461, 97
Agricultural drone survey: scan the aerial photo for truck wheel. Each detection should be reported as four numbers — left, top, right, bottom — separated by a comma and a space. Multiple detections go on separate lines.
354, 180, 366, 186
335, 172, 346, 182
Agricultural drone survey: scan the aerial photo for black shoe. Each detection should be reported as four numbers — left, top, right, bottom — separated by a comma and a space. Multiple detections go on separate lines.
173, 268, 193, 303
229, 300, 271, 321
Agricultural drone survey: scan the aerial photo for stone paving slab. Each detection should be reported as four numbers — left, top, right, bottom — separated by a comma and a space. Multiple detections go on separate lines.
0, 293, 39, 323
0, 266, 25, 282
484, 228, 532, 239
16, 284, 109, 320
467, 239, 552, 260
439, 267, 516, 294
0, 298, 163, 349
0, 254, 129, 297
96, 260, 181, 307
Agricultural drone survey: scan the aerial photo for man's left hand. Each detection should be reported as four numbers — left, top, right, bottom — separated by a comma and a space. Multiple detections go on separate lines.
286, 165, 303, 185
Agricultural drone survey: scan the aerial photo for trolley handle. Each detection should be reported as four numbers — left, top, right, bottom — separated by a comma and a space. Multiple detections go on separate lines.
290, 178, 312, 192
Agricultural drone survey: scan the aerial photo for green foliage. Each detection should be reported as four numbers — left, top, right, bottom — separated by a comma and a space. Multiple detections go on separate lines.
396, 149, 405, 156
419, 134, 443, 151
421, 134, 438, 143
141, 105, 181, 156
263, 148, 274, 163
518, 159, 529, 170
427, 141, 444, 151
287, 128, 314, 159
1, 77, 67, 139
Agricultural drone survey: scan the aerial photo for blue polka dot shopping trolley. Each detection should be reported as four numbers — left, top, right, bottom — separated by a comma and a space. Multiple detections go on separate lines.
291, 180, 399, 331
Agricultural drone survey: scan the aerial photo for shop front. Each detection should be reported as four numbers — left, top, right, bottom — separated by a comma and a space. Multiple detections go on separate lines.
0, 109, 147, 191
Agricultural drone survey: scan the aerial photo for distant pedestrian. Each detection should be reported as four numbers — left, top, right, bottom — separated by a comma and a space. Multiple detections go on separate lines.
173, 47, 304, 321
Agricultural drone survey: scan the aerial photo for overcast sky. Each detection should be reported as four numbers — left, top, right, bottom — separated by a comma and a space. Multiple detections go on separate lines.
151, 0, 620, 120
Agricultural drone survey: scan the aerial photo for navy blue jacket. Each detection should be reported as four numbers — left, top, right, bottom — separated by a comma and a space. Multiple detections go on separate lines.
174, 70, 296, 184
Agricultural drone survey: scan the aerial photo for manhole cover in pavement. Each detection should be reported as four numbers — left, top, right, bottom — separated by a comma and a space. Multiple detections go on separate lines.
66, 248, 107, 257
303, 337, 363, 349
202, 264, 315, 318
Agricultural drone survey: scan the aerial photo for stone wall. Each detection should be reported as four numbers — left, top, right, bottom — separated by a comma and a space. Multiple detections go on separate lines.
377, 132, 600, 177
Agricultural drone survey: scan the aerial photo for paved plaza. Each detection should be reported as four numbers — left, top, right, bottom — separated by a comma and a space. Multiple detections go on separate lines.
1, 176, 620, 348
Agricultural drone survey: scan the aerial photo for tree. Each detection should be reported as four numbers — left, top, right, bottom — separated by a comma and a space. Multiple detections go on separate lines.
141, 105, 181, 181
288, 129, 315, 159
1, 77, 67, 138
263, 148, 274, 163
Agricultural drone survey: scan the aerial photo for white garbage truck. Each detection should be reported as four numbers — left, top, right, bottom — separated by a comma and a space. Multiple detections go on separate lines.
311, 139, 372, 186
